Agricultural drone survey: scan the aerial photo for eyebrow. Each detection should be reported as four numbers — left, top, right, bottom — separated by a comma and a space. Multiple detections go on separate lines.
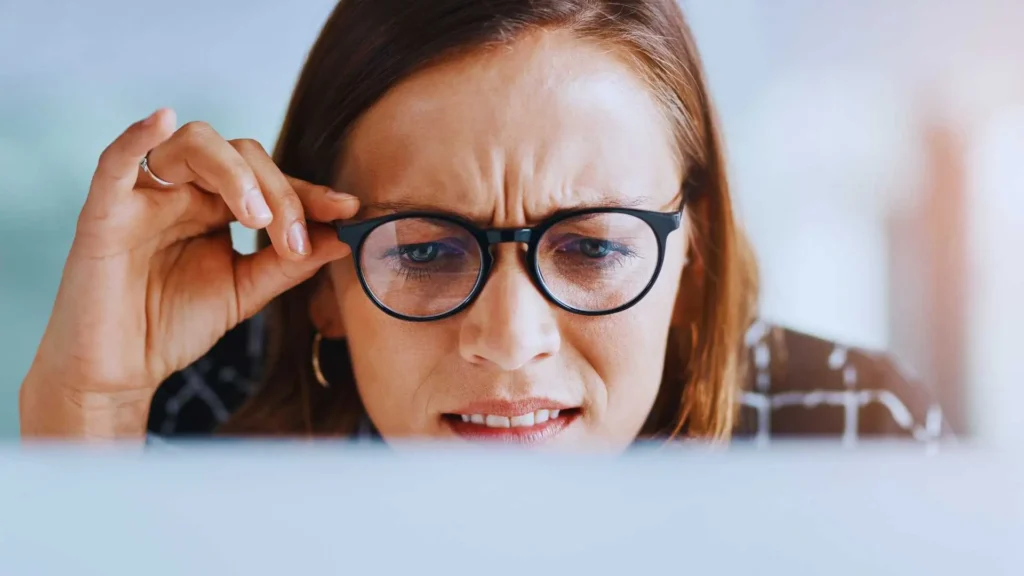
357, 194, 666, 224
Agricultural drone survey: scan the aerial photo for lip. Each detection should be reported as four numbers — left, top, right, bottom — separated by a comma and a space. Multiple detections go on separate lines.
444, 410, 579, 445
448, 398, 576, 418
443, 398, 581, 445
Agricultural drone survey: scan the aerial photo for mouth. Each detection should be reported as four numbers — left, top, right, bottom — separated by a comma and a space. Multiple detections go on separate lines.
442, 400, 581, 445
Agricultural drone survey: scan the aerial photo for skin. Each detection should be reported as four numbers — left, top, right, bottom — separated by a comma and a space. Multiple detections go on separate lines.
20, 111, 358, 438
314, 30, 688, 450
18, 30, 687, 446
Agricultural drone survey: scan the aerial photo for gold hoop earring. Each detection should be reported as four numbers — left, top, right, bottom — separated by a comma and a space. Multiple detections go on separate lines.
311, 332, 329, 388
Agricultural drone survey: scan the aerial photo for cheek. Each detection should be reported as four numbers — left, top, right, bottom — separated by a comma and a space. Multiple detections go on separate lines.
576, 236, 686, 440
593, 297, 676, 428
328, 262, 449, 435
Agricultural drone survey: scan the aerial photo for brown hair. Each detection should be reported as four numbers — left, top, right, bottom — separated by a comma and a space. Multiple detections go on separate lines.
221, 0, 758, 441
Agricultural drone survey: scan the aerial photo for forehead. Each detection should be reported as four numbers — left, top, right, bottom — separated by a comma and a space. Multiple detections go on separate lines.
336, 29, 682, 224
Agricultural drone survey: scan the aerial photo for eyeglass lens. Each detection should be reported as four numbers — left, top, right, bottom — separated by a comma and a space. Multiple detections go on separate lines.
357, 213, 659, 319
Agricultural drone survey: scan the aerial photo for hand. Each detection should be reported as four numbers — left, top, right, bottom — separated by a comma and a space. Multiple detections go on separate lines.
19, 109, 358, 438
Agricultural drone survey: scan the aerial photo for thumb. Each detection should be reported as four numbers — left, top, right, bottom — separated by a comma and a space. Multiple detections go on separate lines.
232, 224, 352, 322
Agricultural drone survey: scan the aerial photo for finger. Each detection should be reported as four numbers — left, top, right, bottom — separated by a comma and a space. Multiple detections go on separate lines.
144, 122, 273, 230
286, 175, 360, 223
230, 139, 360, 260
90, 108, 176, 204
146, 185, 234, 238
233, 223, 352, 321
230, 138, 314, 261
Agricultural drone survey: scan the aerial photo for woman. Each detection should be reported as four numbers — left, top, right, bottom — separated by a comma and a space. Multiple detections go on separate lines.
19, 0, 945, 446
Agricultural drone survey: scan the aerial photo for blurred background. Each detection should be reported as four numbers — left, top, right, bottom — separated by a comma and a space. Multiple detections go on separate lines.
0, 0, 1021, 441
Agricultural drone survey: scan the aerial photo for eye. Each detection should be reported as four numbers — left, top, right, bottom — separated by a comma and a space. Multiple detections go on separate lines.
400, 243, 440, 263
577, 239, 612, 258
555, 237, 623, 259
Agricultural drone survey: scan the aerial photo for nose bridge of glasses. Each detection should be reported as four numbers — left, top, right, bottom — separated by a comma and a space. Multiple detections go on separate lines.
484, 228, 532, 246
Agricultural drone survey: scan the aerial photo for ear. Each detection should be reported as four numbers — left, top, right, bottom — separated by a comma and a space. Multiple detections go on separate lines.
309, 270, 346, 339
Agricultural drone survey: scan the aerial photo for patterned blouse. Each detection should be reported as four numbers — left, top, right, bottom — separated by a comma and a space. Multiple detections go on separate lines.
147, 316, 952, 445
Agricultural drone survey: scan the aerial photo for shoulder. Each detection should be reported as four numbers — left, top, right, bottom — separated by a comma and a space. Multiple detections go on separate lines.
733, 320, 953, 444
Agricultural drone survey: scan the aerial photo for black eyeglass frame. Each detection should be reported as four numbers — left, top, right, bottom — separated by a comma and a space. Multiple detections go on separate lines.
335, 197, 689, 323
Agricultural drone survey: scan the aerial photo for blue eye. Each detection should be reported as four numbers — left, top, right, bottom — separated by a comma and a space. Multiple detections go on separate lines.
386, 241, 466, 264
378, 240, 473, 281
400, 243, 441, 263
559, 237, 632, 259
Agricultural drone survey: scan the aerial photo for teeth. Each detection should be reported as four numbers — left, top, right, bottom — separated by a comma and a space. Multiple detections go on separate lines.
485, 415, 511, 428
510, 412, 535, 427
458, 409, 567, 428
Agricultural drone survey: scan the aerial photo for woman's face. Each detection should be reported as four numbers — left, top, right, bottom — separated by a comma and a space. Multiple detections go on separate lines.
320, 30, 687, 450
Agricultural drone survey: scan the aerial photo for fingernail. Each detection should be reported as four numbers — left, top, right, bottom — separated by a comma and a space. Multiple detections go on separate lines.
288, 221, 310, 256
141, 110, 160, 126
244, 188, 273, 225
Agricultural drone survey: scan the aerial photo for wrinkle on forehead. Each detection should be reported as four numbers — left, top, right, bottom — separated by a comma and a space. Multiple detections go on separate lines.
336, 28, 681, 227
356, 193, 669, 226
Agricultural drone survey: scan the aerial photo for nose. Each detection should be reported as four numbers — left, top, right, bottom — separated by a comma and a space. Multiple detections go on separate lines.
459, 247, 561, 371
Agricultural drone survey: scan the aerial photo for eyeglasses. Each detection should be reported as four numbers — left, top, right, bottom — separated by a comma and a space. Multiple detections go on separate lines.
334, 201, 687, 322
